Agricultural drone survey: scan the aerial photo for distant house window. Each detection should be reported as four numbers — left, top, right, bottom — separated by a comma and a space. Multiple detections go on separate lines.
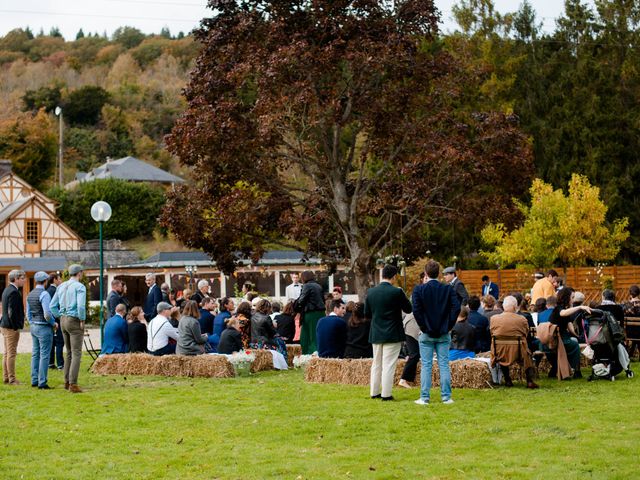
25, 220, 40, 253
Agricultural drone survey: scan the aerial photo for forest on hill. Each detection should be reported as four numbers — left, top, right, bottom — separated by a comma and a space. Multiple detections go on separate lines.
1, 0, 640, 265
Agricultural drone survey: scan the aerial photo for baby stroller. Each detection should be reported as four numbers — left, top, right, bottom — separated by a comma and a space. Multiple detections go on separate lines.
579, 309, 634, 382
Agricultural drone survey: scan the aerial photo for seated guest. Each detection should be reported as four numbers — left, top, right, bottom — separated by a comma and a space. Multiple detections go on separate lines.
548, 287, 589, 378
191, 279, 210, 305
316, 299, 348, 358
127, 306, 148, 353
169, 306, 180, 328
274, 301, 296, 344
176, 289, 192, 310
624, 285, 640, 357
449, 307, 476, 361
177, 300, 209, 356
198, 296, 216, 335
235, 301, 252, 348
250, 299, 287, 359
101, 304, 129, 354
482, 295, 501, 321
270, 301, 282, 321
218, 317, 244, 354
490, 296, 539, 388
213, 297, 234, 337
598, 289, 625, 324
467, 296, 490, 353
537, 296, 556, 324
344, 302, 372, 359
570, 291, 586, 342
147, 302, 179, 356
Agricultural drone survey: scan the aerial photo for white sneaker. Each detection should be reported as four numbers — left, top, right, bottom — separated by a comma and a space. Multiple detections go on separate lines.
414, 398, 429, 405
442, 399, 455, 405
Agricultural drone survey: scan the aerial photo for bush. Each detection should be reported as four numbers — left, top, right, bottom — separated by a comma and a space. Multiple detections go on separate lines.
63, 85, 111, 126
48, 178, 165, 241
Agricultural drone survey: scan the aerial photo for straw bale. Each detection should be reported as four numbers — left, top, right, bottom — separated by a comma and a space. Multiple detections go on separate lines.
286, 344, 302, 366
91, 353, 234, 378
250, 350, 275, 372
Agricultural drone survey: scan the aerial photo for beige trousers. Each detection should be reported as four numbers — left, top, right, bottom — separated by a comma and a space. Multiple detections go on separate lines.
1, 327, 20, 383
370, 342, 402, 398
61, 316, 84, 385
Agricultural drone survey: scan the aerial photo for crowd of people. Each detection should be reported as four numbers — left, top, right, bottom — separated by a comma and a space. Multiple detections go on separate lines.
1, 264, 638, 399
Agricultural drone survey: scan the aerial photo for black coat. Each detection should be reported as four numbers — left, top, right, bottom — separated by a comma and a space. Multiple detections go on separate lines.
127, 322, 148, 353
412, 280, 460, 338
274, 313, 295, 343
365, 282, 412, 344
295, 281, 325, 313
450, 321, 476, 351
218, 328, 243, 354
1, 284, 24, 330
107, 290, 124, 318
251, 312, 277, 344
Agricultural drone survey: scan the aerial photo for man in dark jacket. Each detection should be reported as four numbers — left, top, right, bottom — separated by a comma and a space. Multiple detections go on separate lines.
47, 272, 64, 370
106, 279, 125, 318
1, 269, 26, 385
365, 264, 412, 401
443, 266, 469, 306
412, 260, 461, 405
316, 300, 348, 358
467, 295, 490, 353
143, 273, 163, 321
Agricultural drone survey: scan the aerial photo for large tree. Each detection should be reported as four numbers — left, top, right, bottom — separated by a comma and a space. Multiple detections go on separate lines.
163, 0, 533, 298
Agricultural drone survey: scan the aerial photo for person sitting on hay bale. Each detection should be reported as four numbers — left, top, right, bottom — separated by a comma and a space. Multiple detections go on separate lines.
127, 307, 148, 354
101, 304, 129, 355
489, 296, 539, 389
218, 317, 244, 354
177, 300, 209, 356
316, 299, 348, 358
449, 307, 476, 361
147, 302, 179, 356
235, 301, 253, 348
250, 299, 287, 361
344, 302, 372, 359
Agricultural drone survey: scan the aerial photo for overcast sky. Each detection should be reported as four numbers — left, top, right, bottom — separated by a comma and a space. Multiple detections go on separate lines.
0, 0, 587, 40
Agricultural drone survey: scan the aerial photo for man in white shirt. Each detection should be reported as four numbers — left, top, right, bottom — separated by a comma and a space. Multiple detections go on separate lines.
147, 302, 179, 355
285, 273, 302, 302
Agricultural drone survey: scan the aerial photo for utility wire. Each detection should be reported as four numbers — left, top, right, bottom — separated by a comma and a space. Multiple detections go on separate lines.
0, 9, 203, 23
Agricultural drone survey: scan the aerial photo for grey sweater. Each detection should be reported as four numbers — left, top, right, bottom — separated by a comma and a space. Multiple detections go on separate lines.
176, 315, 207, 356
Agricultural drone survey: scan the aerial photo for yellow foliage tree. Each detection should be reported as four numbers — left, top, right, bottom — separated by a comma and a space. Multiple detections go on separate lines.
481, 174, 629, 269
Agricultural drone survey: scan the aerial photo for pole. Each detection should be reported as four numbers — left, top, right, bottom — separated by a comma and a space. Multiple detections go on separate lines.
99, 221, 104, 345
58, 112, 63, 187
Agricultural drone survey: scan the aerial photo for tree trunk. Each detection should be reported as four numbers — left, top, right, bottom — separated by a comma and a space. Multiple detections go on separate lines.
353, 255, 374, 302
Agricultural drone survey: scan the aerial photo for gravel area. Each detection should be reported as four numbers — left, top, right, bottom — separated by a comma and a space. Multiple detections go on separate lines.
0, 327, 102, 354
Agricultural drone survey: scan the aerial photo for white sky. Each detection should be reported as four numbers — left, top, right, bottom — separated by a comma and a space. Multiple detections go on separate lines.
0, 0, 590, 40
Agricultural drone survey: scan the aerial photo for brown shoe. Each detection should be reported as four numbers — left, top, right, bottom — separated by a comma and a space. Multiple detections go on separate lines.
527, 381, 540, 389
64, 382, 70, 390
2, 379, 8, 384
68, 384, 83, 393
8, 380, 21, 385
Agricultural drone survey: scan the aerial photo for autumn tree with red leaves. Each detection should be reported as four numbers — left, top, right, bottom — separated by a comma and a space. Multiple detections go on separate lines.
162, 0, 533, 298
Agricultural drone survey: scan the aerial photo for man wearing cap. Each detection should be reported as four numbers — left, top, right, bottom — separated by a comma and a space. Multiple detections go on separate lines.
147, 302, 179, 355
27, 271, 55, 389
442, 267, 469, 306
144, 273, 163, 321
1, 269, 26, 385
50, 264, 86, 393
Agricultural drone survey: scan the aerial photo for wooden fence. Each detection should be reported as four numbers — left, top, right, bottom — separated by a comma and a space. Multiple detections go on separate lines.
457, 266, 640, 304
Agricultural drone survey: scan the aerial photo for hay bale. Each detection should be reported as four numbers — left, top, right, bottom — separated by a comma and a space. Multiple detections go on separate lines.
250, 350, 274, 372
286, 344, 301, 366
91, 353, 234, 378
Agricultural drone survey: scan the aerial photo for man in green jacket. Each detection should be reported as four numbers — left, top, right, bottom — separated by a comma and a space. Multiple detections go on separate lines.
365, 265, 412, 401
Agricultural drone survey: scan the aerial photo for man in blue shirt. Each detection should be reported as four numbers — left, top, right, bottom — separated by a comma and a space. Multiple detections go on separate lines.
316, 299, 348, 358
536, 296, 556, 325
101, 304, 129, 354
27, 271, 55, 389
50, 264, 86, 393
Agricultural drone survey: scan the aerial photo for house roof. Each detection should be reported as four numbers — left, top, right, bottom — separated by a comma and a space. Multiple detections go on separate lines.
0, 256, 68, 272
76, 156, 184, 185
0, 196, 31, 225
118, 250, 321, 269
0, 172, 57, 207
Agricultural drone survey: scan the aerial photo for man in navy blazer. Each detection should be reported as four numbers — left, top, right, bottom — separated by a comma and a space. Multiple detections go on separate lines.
412, 260, 461, 405
143, 273, 163, 321
481, 275, 499, 300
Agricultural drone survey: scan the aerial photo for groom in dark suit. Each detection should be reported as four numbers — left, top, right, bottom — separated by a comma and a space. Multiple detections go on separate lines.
365, 264, 412, 401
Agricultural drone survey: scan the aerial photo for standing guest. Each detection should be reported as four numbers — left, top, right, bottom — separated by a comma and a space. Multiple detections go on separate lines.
366, 264, 412, 401
1, 269, 26, 385
176, 289, 192, 310
537, 296, 556, 324
235, 301, 253, 348
316, 299, 348, 358
191, 279, 210, 305
344, 302, 372, 359
295, 270, 326, 354
47, 272, 64, 370
398, 313, 421, 389
490, 296, 539, 388
449, 308, 476, 361
101, 304, 129, 354
481, 275, 499, 300
176, 300, 209, 356
531, 269, 559, 303
442, 266, 469, 306
50, 264, 86, 393
467, 296, 490, 353
106, 279, 125, 318
27, 271, 55, 389
198, 297, 216, 336
274, 301, 296, 344
285, 273, 303, 302
147, 302, 179, 356
250, 299, 287, 359
160, 283, 171, 303
218, 317, 244, 354
624, 286, 640, 357
332, 286, 343, 301
412, 260, 460, 405
127, 307, 148, 353
143, 273, 163, 321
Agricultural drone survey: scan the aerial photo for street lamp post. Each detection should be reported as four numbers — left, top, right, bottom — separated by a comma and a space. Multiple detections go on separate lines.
91, 201, 112, 345
54, 106, 63, 187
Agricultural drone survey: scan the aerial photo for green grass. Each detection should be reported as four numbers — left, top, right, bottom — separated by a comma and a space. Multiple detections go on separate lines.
1, 354, 639, 480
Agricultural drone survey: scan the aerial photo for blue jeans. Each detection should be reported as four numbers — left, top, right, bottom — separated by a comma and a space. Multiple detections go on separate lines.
31, 323, 54, 386
418, 333, 452, 402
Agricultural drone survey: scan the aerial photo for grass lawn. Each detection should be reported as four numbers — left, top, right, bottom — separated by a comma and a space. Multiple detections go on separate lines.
1, 354, 638, 480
